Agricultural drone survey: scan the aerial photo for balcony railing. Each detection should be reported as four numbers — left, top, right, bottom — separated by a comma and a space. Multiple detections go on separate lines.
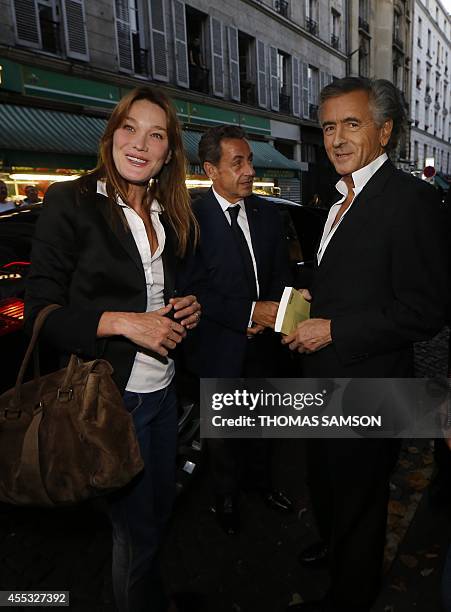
40, 18, 62, 54
331, 34, 340, 49
309, 103, 319, 121
189, 64, 210, 94
275, 0, 289, 17
133, 47, 149, 76
240, 81, 256, 105
392, 36, 404, 51
279, 92, 291, 113
305, 17, 318, 36
358, 17, 369, 33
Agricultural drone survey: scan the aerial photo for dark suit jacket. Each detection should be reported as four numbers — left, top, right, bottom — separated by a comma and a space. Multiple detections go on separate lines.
178, 189, 293, 377
302, 160, 448, 378
24, 175, 179, 392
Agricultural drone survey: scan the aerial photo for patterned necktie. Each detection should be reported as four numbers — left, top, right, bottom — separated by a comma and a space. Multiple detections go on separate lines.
227, 205, 258, 298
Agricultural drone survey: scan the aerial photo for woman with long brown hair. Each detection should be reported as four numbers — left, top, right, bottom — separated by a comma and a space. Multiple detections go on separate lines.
25, 86, 200, 612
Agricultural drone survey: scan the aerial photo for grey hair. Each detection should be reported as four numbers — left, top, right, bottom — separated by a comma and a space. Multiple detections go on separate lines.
319, 77, 407, 152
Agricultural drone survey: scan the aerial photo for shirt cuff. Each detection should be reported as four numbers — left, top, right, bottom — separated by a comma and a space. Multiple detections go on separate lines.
248, 301, 256, 328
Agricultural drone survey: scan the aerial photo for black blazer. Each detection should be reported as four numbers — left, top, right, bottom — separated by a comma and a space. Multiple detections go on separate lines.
302, 160, 448, 378
25, 175, 179, 392
178, 189, 293, 377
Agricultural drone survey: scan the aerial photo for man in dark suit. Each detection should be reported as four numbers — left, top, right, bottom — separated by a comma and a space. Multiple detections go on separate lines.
181, 125, 294, 533
283, 78, 448, 611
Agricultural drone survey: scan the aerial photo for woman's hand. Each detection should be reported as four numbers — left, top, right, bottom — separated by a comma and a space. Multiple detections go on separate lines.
98, 305, 186, 357
169, 295, 201, 330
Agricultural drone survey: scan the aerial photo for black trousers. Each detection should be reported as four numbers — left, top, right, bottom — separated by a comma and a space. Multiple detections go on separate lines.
210, 331, 298, 497
306, 438, 401, 612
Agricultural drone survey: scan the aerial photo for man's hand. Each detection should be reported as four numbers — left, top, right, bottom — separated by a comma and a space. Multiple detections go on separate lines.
282, 318, 332, 353
247, 324, 265, 337
252, 301, 279, 328
170, 295, 201, 330
299, 288, 312, 302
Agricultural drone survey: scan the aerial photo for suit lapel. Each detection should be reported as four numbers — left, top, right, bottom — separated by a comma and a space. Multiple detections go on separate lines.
161, 216, 176, 303
244, 196, 262, 281
318, 160, 396, 276
94, 193, 144, 275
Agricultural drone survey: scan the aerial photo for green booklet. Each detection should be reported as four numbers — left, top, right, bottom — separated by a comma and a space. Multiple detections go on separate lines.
274, 287, 310, 335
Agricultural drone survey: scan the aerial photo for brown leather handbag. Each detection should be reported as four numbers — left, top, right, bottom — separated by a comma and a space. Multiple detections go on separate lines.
0, 304, 144, 506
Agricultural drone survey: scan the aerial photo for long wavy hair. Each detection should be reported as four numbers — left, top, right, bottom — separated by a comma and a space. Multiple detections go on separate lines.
93, 86, 197, 256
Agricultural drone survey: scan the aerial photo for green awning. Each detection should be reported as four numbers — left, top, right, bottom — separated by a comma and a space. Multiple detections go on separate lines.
0, 104, 106, 155
0, 105, 301, 172
182, 130, 301, 170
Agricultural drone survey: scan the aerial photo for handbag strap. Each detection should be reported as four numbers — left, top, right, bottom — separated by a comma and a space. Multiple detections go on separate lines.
11, 304, 62, 407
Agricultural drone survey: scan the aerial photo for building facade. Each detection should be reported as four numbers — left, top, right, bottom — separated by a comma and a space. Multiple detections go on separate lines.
0, 0, 350, 205
410, 0, 451, 176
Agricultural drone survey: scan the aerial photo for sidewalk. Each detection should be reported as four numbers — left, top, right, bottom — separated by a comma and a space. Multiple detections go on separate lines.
0, 328, 449, 611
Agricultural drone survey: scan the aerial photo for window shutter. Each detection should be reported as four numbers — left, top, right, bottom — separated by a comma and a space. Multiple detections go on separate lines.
269, 45, 279, 111
61, 0, 89, 61
256, 39, 267, 108
320, 70, 328, 94
149, 0, 168, 81
292, 57, 300, 117
301, 61, 309, 119
210, 17, 224, 97
172, 0, 189, 87
228, 26, 240, 102
114, 0, 134, 73
13, 0, 41, 48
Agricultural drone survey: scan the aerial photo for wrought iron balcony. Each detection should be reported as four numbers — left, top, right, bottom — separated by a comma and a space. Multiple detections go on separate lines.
40, 18, 62, 54
279, 92, 291, 113
133, 47, 149, 76
309, 103, 319, 121
305, 17, 318, 36
331, 34, 340, 49
275, 0, 289, 17
358, 17, 369, 33
240, 81, 256, 105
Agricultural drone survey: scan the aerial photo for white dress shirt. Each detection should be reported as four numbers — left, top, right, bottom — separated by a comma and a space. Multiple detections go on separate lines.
97, 181, 174, 392
317, 153, 388, 264
212, 188, 259, 324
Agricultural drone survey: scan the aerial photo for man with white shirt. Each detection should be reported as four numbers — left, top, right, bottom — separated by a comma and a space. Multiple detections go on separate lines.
283, 78, 447, 611
181, 125, 294, 534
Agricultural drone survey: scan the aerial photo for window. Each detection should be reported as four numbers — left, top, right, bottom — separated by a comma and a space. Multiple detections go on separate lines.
274, 0, 289, 18
13, 0, 89, 60
416, 59, 421, 88
238, 31, 256, 105
393, 10, 402, 48
186, 5, 209, 94
331, 9, 340, 49
414, 140, 418, 165
307, 65, 319, 120
115, 0, 148, 75
278, 51, 291, 112
417, 16, 422, 47
305, 0, 318, 35
415, 100, 419, 125
359, 36, 369, 77
359, 0, 369, 32
427, 29, 431, 56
